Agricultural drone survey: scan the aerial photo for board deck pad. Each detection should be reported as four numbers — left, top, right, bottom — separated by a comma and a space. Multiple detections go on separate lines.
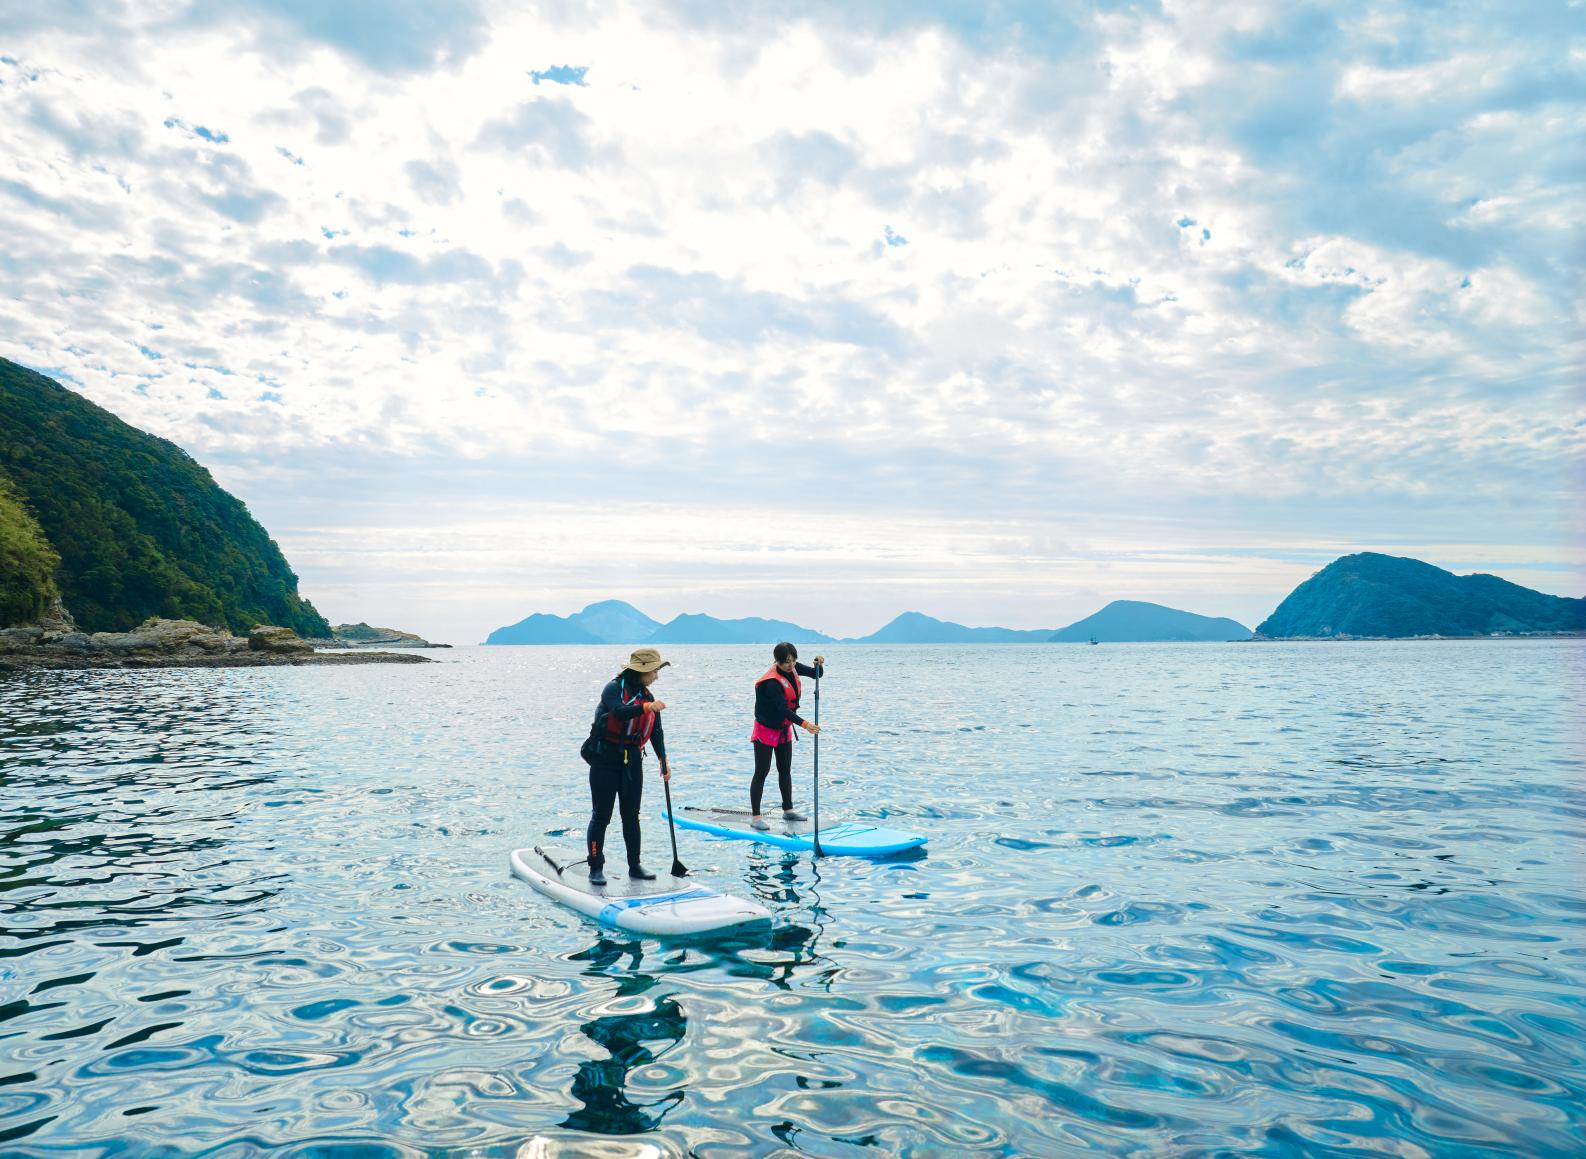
665, 809, 927, 858
685, 806, 840, 836
510, 846, 771, 936
530, 847, 693, 899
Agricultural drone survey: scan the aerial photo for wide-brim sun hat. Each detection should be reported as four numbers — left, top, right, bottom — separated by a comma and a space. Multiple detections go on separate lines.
627, 647, 671, 673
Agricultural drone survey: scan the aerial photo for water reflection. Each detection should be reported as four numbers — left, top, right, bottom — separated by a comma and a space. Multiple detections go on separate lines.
562, 937, 686, 1135
737, 850, 834, 991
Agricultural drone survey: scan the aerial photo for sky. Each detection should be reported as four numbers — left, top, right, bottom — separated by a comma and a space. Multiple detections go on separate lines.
1, 0, 1582, 642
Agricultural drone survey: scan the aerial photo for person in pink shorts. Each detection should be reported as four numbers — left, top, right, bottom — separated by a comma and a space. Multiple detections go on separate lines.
749, 642, 824, 830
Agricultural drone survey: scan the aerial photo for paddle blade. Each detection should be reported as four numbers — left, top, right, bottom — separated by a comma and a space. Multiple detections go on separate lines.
671, 857, 688, 877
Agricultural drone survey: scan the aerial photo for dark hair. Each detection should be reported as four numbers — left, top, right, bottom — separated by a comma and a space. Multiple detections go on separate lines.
619, 667, 645, 683
773, 642, 798, 664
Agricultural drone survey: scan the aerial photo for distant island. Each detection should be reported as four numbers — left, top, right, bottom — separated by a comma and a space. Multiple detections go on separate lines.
852, 612, 1053, 644
489, 555, 1585, 647
0, 358, 430, 668
486, 601, 832, 645
1050, 601, 1251, 642
1257, 552, 1586, 639
484, 599, 1251, 645
648, 614, 834, 645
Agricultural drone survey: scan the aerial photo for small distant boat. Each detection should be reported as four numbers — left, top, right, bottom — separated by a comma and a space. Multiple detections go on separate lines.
1087, 636, 1099, 645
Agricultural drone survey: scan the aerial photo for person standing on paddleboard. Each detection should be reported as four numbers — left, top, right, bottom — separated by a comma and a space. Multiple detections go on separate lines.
749, 642, 824, 830
584, 646, 672, 886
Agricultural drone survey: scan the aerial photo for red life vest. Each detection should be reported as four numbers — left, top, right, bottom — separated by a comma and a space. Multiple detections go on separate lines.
601, 678, 655, 748
751, 665, 801, 745
757, 665, 802, 713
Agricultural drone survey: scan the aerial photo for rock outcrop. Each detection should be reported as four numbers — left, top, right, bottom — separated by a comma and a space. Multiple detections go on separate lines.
302, 622, 451, 648
249, 625, 314, 654
0, 613, 430, 670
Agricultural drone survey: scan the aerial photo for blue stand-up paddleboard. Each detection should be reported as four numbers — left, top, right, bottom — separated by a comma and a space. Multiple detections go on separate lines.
510, 846, 771, 936
663, 807, 927, 858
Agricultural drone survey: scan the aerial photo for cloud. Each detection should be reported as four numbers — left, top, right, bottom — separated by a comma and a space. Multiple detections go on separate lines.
475, 98, 610, 170
190, 0, 490, 73
186, 152, 286, 224
651, 0, 1096, 61
0, 2, 1578, 640
404, 156, 460, 205
592, 265, 909, 352
759, 129, 862, 194
260, 86, 353, 146
325, 243, 514, 290
26, 97, 145, 159
0, 177, 121, 230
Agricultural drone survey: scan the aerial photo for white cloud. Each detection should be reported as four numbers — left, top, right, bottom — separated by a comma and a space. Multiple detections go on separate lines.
0, 1, 1580, 639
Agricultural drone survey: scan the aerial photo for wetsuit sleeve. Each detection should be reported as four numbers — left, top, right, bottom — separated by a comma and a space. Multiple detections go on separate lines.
795, 661, 823, 679
601, 680, 647, 721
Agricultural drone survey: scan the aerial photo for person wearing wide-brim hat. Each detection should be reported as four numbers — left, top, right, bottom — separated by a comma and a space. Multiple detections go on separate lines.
583, 646, 673, 886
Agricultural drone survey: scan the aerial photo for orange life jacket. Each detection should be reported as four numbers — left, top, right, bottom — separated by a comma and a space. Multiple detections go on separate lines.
758, 666, 801, 711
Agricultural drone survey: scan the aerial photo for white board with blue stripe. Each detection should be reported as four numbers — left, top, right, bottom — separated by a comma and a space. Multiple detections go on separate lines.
510, 847, 771, 937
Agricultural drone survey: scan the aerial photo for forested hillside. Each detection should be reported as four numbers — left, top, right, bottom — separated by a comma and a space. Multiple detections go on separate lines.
1257, 553, 1586, 638
0, 357, 329, 635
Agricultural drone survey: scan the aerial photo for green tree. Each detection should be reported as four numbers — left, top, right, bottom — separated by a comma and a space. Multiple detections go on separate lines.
0, 472, 60, 625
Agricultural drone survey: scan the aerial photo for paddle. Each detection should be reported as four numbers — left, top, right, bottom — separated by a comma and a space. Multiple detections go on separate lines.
812, 672, 824, 858
661, 761, 687, 877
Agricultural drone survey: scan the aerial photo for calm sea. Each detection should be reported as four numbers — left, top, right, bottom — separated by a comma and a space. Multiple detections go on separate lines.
2, 642, 1583, 1156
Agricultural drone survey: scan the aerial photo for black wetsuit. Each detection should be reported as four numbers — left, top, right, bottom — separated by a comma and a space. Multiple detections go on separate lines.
751, 661, 822, 814
586, 675, 667, 872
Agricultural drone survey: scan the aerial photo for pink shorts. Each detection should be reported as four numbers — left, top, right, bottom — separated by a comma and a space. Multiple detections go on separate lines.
750, 722, 792, 747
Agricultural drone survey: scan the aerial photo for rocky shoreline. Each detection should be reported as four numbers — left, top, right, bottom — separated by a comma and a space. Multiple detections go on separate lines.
0, 613, 432, 671
302, 621, 451, 649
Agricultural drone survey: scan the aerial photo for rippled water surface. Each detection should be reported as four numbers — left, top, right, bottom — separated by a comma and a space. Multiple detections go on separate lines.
3, 642, 1584, 1156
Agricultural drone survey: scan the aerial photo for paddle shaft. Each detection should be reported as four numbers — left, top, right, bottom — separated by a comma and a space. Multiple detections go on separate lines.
812, 675, 823, 857
662, 763, 687, 876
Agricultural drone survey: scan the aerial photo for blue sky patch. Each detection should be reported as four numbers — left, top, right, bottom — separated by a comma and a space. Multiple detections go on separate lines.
163, 116, 229, 144
530, 65, 587, 86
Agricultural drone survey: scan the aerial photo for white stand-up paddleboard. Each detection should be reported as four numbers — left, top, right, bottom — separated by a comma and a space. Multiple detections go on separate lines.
510, 846, 771, 936
663, 808, 927, 858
